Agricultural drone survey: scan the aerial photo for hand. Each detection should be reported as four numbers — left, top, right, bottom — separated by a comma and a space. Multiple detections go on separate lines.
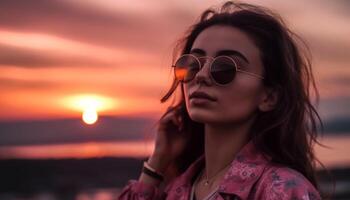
147, 106, 188, 174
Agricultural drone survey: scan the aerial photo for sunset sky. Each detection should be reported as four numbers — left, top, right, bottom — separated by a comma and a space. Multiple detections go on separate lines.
0, 0, 349, 165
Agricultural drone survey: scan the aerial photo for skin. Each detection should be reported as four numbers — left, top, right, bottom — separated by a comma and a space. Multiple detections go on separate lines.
138, 25, 278, 198
183, 25, 277, 199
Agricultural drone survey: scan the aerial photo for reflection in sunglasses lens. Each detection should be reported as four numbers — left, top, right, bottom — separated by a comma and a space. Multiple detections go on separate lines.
174, 55, 236, 84
175, 55, 199, 82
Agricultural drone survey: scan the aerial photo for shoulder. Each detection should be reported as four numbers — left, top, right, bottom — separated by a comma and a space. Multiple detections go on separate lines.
253, 164, 321, 200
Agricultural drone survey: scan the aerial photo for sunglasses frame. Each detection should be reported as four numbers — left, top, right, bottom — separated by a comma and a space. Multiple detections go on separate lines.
172, 54, 264, 86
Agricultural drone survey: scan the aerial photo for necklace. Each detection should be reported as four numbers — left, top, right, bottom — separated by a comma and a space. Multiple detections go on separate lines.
202, 162, 232, 186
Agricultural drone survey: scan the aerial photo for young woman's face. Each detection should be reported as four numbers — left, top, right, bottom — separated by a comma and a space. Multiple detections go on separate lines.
183, 25, 267, 125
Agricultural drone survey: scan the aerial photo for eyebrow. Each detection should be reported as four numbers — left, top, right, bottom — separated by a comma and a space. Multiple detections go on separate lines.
190, 48, 249, 64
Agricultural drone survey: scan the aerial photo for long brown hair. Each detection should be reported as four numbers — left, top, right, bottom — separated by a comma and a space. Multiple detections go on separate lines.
157, 0, 324, 191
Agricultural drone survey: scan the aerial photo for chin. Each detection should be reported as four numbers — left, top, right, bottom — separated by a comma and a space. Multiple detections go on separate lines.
188, 110, 218, 124
188, 108, 254, 125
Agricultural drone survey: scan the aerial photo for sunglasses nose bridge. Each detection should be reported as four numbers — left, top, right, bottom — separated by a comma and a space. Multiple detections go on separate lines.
193, 56, 213, 82
197, 56, 214, 70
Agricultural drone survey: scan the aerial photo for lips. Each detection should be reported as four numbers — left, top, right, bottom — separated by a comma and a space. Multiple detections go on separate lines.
189, 91, 217, 101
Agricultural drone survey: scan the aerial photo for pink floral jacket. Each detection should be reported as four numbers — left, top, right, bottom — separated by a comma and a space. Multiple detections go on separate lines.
118, 140, 321, 200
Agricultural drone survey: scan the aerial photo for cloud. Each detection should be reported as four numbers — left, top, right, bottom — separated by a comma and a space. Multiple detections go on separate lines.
0, 78, 57, 89
0, 76, 167, 98
318, 97, 350, 120
0, 44, 115, 68
304, 34, 350, 64
0, 0, 193, 54
1, 0, 349, 68
0, 30, 158, 68
0, 0, 348, 122
323, 76, 350, 86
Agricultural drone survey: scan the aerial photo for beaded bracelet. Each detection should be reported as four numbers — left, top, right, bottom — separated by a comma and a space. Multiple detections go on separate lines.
142, 161, 164, 181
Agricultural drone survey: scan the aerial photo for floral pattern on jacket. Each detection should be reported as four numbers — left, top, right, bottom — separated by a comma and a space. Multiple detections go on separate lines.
118, 140, 321, 200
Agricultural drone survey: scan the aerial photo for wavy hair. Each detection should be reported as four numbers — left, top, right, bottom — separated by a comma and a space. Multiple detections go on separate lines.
156, 0, 325, 192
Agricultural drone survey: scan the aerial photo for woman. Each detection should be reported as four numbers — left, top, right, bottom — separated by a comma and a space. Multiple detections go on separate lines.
118, 1, 323, 199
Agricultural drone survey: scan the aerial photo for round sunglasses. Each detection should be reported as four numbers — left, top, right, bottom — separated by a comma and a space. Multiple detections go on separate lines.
172, 54, 264, 86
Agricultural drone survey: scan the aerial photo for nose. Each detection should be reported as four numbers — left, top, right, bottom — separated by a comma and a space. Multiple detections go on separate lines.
193, 57, 213, 85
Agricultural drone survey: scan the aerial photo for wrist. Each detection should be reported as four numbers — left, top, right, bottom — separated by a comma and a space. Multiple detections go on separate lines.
142, 161, 164, 181
147, 154, 170, 174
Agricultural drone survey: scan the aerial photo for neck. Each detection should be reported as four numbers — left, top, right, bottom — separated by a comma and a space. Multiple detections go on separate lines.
203, 117, 255, 181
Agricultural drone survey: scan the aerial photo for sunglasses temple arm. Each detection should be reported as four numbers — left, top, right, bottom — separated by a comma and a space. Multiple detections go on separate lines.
237, 69, 264, 79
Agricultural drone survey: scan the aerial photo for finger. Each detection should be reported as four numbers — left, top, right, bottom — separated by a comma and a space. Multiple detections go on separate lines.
177, 115, 183, 123
162, 112, 180, 128
166, 106, 175, 113
160, 107, 183, 128
171, 114, 181, 127
161, 111, 176, 123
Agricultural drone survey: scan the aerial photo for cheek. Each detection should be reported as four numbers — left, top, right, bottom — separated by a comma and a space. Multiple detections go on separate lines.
218, 78, 262, 121
182, 77, 263, 124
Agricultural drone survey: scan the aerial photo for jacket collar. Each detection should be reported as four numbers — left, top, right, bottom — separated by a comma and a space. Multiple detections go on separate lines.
167, 140, 271, 200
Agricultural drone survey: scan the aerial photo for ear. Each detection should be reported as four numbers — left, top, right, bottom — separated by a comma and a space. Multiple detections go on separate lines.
258, 86, 279, 112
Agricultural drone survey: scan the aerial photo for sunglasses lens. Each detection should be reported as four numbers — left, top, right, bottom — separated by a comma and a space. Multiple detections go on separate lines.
211, 57, 236, 85
174, 55, 199, 82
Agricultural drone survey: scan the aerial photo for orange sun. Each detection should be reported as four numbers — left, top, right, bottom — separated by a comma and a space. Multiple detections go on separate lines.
61, 94, 117, 125
82, 107, 98, 125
